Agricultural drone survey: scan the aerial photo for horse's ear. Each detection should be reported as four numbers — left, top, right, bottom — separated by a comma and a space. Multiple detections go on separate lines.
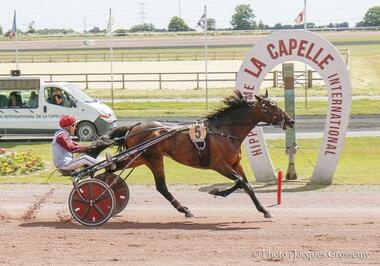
255, 95, 263, 102
264, 89, 268, 98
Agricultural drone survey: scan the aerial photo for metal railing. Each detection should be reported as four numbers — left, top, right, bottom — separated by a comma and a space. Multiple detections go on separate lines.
0, 49, 349, 64
0, 51, 248, 63
0, 70, 323, 90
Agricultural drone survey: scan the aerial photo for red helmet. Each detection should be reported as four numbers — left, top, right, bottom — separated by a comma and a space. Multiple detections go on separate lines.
59, 114, 77, 128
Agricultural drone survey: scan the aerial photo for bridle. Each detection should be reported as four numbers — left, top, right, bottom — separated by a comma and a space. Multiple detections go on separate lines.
252, 100, 287, 128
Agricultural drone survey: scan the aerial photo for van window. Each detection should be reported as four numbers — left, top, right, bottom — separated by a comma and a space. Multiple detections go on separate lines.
0, 90, 39, 109
63, 84, 96, 103
0, 93, 8, 108
45, 87, 75, 108
25, 91, 39, 108
8, 91, 23, 108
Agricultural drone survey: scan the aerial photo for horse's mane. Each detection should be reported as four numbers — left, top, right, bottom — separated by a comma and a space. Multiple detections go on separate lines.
206, 90, 250, 120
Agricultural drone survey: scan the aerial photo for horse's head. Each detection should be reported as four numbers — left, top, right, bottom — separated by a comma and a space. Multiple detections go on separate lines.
254, 91, 295, 130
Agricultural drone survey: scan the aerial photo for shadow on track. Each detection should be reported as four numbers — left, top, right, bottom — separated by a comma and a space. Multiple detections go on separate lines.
19, 219, 273, 231
200, 182, 329, 194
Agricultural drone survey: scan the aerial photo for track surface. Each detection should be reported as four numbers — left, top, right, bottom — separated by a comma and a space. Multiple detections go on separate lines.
0, 184, 379, 265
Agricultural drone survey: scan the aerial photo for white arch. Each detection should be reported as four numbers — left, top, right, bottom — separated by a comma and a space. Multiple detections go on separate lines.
236, 30, 352, 185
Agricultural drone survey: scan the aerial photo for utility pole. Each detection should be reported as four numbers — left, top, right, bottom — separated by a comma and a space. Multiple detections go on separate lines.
179, 0, 182, 18
203, 5, 208, 110
138, 2, 147, 24
83, 16, 88, 45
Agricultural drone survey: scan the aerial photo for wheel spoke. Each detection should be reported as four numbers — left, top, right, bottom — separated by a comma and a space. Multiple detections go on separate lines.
72, 198, 88, 204
74, 186, 89, 203
88, 182, 93, 200
94, 188, 109, 202
93, 203, 106, 217
79, 205, 92, 220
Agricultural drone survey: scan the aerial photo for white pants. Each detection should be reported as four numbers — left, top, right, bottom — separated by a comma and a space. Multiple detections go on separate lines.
60, 155, 101, 171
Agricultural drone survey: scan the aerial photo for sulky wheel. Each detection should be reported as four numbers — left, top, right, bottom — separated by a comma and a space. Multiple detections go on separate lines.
68, 179, 116, 226
95, 173, 130, 215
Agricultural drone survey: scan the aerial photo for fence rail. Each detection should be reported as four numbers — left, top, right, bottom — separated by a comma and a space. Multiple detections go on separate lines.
0, 49, 349, 64
0, 51, 249, 63
0, 70, 323, 90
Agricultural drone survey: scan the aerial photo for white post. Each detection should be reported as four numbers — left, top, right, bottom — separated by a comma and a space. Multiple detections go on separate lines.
204, 5, 208, 110
108, 8, 115, 109
304, 0, 308, 108
13, 10, 19, 70
15, 33, 19, 70
304, 0, 307, 31
83, 16, 87, 45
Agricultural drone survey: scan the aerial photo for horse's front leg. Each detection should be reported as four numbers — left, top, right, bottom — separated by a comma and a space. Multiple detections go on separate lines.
236, 173, 272, 218
215, 164, 272, 218
209, 181, 242, 197
145, 156, 194, 218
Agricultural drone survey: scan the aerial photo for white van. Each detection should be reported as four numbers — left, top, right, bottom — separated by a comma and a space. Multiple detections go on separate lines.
0, 77, 117, 141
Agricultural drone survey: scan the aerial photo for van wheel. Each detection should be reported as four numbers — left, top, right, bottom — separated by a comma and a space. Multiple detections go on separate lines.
76, 121, 97, 141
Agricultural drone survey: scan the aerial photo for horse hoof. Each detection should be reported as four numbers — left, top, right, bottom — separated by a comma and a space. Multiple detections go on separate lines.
185, 212, 194, 218
208, 188, 219, 195
264, 212, 272, 218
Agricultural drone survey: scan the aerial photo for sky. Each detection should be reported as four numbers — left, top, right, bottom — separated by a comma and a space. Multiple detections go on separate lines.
0, 0, 379, 32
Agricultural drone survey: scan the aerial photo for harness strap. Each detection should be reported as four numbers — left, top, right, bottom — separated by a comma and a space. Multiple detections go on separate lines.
197, 141, 209, 168
124, 126, 168, 140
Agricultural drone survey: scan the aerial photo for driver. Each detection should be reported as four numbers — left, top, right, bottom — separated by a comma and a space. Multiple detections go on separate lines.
52, 114, 113, 173
52, 88, 65, 106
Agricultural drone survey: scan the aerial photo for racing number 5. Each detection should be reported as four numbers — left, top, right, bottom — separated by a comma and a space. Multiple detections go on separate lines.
194, 125, 201, 140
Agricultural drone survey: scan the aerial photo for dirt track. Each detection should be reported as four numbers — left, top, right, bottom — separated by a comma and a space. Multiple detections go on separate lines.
0, 183, 379, 265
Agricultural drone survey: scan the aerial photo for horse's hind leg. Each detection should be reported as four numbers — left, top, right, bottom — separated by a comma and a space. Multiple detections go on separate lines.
145, 156, 194, 218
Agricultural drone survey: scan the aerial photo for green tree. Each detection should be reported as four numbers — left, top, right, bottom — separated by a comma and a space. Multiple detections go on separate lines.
0, 25, 2, 35
130, 23, 156, 32
168, 16, 189, 31
230, 4, 256, 30
257, 20, 269, 30
26, 21, 36, 34
356, 21, 365, 27
335, 22, 349, 28
362, 6, 380, 26
34, 28, 75, 35
114, 29, 128, 36
89, 27, 102, 33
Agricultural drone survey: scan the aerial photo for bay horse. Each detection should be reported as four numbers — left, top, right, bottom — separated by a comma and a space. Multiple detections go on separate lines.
89, 90, 294, 218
